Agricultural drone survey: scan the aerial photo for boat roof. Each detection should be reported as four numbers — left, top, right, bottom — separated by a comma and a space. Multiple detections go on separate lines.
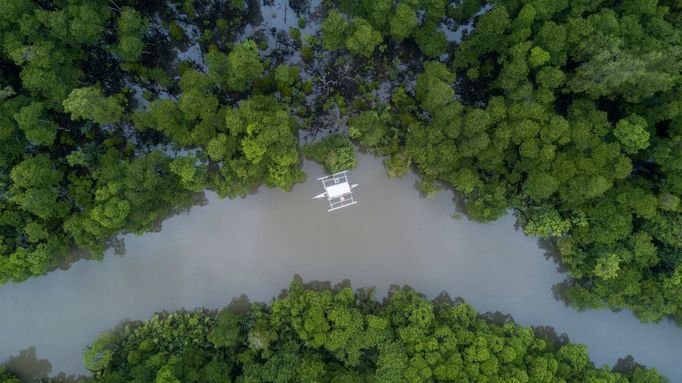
316, 171, 358, 212
326, 182, 351, 198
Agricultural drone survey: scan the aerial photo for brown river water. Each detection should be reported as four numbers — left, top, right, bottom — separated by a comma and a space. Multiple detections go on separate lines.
1, 154, 680, 380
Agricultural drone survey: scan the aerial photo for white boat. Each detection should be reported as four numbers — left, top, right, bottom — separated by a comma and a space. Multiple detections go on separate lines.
313, 171, 358, 212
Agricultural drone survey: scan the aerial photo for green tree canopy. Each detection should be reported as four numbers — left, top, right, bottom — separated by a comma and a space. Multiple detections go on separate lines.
303, 134, 357, 174
86, 280, 667, 382
63, 87, 125, 125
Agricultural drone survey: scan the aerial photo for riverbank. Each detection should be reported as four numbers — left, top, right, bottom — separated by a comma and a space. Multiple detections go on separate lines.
1, 155, 680, 380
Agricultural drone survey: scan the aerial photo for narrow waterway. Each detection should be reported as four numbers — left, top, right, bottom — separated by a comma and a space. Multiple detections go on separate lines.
1, 154, 680, 380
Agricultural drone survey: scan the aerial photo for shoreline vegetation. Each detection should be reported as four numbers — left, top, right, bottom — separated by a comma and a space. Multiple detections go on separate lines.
1, 278, 669, 382
1, 0, 682, 353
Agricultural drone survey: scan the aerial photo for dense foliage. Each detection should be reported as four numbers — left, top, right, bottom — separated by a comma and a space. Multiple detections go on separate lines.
310, 0, 682, 324
303, 133, 357, 174
2, 0, 682, 327
0, 0, 301, 283
336, 0, 682, 324
85, 279, 666, 382
0, 368, 20, 383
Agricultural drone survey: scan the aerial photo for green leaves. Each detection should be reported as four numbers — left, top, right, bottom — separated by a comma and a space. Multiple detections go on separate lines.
525, 172, 559, 200
565, 19, 682, 102
115, 7, 148, 63
389, 3, 418, 41
414, 61, 454, 114
345, 18, 382, 57
204, 40, 265, 91
87, 280, 667, 382
349, 111, 388, 149
523, 207, 571, 238
221, 96, 304, 192
90, 197, 130, 229
614, 115, 650, 154
593, 253, 621, 280
414, 22, 448, 57
303, 134, 357, 174
63, 87, 124, 125
529, 46, 551, 67
170, 156, 207, 192
13, 102, 58, 146
208, 309, 242, 348
321, 10, 349, 51
9, 154, 67, 220
321, 12, 382, 57
83, 332, 116, 372
225, 40, 264, 92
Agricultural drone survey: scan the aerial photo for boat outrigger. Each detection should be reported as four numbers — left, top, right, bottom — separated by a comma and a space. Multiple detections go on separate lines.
313, 171, 358, 212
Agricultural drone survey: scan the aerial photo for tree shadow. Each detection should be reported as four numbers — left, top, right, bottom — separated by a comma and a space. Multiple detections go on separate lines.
551, 279, 573, 307
612, 355, 647, 374
3, 347, 51, 382
531, 325, 571, 352
227, 294, 252, 314
2, 347, 89, 382
536, 237, 569, 273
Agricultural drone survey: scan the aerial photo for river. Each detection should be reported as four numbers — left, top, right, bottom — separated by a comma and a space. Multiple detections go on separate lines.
1, 154, 681, 380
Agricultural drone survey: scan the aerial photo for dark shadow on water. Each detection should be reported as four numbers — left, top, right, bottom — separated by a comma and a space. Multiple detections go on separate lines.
551, 280, 572, 307
531, 325, 571, 352
109, 237, 126, 256
480, 311, 515, 326
537, 238, 569, 273
612, 355, 647, 375
2, 347, 87, 382
3, 347, 51, 382
226, 294, 251, 314
52, 191, 209, 270
432, 291, 465, 307
14, 277, 657, 380
538, 237, 579, 307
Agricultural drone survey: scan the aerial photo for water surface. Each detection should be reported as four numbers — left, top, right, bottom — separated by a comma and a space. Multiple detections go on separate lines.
1, 155, 680, 380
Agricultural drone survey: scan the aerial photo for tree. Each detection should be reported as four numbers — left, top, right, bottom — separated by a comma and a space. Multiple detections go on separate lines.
83, 332, 115, 372
169, 156, 207, 192
135, 99, 192, 147
86, 280, 667, 382
206, 47, 231, 87
321, 10, 350, 51
389, 3, 418, 41
349, 111, 388, 149
13, 102, 58, 146
414, 22, 448, 57
303, 134, 357, 174
593, 253, 621, 280
8, 155, 67, 220
0, 367, 21, 383
220, 96, 304, 193
614, 115, 649, 154
565, 15, 682, 103
115, 7, 148, 62
345, 18, 382, 57
225, 40, 264, 92
178, 70, 218, 121
63, 87, 124, 125
529, 46, 550, 67
525, 171, 559, 200
208, 309, 242, 348
415, 61, 454, 113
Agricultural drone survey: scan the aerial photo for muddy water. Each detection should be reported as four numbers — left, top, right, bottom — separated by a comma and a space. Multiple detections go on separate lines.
1, 154, 681, 379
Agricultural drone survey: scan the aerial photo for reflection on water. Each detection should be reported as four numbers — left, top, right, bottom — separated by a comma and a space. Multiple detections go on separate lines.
1, 155, 681, 380
4, 347, 51, 382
